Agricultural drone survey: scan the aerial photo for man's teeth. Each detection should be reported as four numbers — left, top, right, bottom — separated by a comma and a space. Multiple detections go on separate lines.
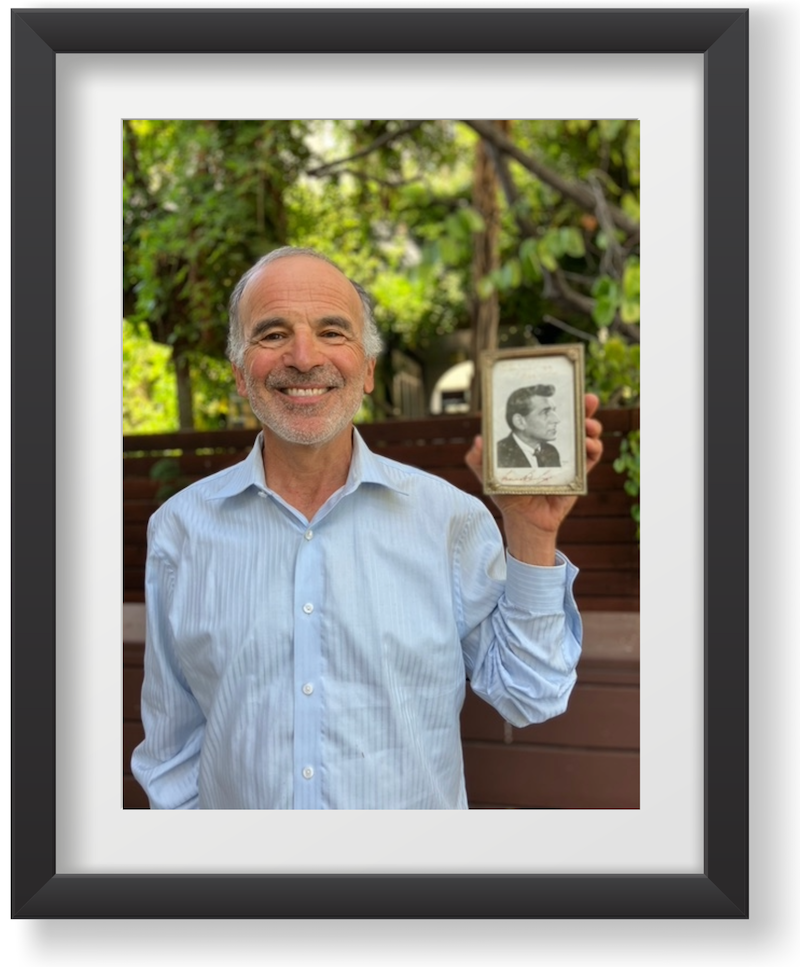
283, 387, 328, 397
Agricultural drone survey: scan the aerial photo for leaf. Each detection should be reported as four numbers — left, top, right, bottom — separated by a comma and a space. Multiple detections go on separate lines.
476, 276, 494, 300
591, 276, 620, 303
444, 213, 467, 241
592, 297, 618, 327
622, 260, 640, 300
501, 259, 522, 289
537, 237, 558, 272
621, 192, 641, 222
457, 206, 486, 234
438, 236, 460, 265
620, 299, 640, 324
421, 241, 440, 267
519, 237, 537, 262
544, 228, 565, 259
561, 226, 585, 258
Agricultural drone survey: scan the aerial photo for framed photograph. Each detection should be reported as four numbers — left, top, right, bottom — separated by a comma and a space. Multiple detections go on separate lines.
12, 7, 747, 920
481, 345, 586, 496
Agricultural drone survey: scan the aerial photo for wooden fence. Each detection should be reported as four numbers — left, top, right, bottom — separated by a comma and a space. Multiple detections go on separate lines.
123, 604, 638, 809
122, 409, 639, 809
123, 409, 639, 612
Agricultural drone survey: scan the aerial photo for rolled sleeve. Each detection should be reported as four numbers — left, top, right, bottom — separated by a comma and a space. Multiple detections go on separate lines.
460, 512, 584, 726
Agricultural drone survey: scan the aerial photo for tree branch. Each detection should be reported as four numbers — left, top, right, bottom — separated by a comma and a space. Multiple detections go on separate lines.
611, 318, 641, 344
306, 121, 426, 176
313, 166, 421, 191
483, 139, 540, 239
542, 315, 598, 342
461, 120, 638, 236
550, 269, 596, 315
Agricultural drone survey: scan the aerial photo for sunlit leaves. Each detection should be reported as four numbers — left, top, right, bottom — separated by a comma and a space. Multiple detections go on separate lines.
585, 336, 640, 406
591, 276, 621, 326
591, 258, 640, 327
621, 260, 640, 323
123, 319, 177, 432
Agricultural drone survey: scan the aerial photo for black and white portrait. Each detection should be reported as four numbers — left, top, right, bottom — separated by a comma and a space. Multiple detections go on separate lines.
497, 384, 562, 468
481, 345, 586, 495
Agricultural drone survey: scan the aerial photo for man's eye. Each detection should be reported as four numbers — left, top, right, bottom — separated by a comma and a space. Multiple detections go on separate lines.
321, 330, 346, 339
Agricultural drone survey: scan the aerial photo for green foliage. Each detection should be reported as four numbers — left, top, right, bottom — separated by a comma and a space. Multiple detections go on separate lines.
124, 119, 639, 428
284, 126, 474, 347
190, 354, 237, 430
591, 257, 640, 327
124, 318, 239, 433
124, 120, 310, 426
613, 429, 640, 540
123, 319, 177, 433
585, 337, 640, 407
499, 119, 639, 337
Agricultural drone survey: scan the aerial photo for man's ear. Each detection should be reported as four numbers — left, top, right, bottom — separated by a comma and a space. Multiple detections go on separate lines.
510, 412, 524, 431
363, 358, 376, 395
231, 361, 248, 397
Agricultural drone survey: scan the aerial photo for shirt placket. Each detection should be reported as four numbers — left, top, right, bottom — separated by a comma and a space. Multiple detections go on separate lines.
292, 523, 324, 808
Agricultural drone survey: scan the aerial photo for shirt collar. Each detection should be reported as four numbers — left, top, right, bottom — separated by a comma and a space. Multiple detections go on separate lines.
512, 432, 542, 460
206, 427, 409, 501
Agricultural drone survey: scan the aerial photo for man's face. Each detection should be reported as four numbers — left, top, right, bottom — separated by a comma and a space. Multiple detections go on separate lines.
513, 395, 559, 445
232, 256, 376, 448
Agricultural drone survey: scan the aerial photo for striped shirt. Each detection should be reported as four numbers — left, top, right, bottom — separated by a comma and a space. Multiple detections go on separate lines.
131, 430, 582, 809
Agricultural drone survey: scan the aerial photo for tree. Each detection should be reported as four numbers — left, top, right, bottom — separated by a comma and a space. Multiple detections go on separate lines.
123, 120, 310, 427
300, 119, 640, 399
124, 119, 639, 428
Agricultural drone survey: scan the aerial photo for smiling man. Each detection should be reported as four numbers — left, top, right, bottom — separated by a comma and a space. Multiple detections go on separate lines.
132, 247, 603, 809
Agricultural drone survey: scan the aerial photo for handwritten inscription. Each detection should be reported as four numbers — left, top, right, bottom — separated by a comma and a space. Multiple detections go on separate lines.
497, 467, 559, 485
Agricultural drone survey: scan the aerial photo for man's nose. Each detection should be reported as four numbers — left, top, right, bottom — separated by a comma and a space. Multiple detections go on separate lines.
283, 329, 324, 371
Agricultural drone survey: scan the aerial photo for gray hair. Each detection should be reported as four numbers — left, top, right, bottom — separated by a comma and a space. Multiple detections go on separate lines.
226, 246, 383, 367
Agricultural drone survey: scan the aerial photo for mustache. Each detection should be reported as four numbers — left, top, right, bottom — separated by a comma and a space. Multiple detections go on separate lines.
265, 366, 345, 390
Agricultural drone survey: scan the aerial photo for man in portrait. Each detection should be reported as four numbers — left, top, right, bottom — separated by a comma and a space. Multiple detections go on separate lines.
497, 384, 562, 468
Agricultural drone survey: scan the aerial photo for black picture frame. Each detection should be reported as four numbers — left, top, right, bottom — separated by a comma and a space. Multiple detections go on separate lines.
12, 8, 748, 918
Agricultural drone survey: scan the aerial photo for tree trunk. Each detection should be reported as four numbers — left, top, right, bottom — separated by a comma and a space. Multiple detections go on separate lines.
174, 350, 195, 430
470, 121, 508, 413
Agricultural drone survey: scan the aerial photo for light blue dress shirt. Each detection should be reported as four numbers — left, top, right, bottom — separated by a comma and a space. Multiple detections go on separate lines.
131, 430, 582, 809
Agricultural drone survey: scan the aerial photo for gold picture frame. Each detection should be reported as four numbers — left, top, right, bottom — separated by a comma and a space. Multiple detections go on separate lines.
481, 344, 587, 496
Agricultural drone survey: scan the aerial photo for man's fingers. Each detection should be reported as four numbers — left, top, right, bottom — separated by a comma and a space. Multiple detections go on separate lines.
586, 417, 603, 441
584, 396, 603, 474
465, 435, 484, 481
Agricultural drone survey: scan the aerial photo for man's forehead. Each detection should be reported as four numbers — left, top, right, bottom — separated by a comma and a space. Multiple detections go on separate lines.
243, 256, 359, 311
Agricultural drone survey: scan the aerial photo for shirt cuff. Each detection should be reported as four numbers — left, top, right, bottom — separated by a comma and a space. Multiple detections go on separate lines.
505, 550, 577, 613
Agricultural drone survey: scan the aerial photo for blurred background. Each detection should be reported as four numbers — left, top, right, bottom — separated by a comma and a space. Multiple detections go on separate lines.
123, 119, 639, 432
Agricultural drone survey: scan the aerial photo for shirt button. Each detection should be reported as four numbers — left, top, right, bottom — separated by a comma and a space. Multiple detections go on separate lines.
304, 529, 314, 540
302, 683, 314, 696
302, 766, 314, 780
302, 603, 314, 614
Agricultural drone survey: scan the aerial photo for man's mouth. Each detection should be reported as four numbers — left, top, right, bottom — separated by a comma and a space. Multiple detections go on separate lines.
280, 387, 331, 398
